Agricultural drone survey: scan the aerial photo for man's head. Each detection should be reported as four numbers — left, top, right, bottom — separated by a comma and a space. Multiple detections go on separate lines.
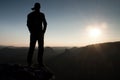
31, 3, 41, 10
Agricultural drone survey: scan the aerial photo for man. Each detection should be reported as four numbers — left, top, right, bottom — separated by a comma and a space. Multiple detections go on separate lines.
27, 3, 47, 67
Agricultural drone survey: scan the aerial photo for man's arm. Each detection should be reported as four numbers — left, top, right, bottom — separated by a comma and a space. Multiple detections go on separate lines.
42, 14, 47, 34
27, 14, 32, 33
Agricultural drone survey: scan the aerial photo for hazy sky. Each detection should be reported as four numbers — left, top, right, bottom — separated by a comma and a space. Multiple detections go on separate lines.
0, 0, 120, 47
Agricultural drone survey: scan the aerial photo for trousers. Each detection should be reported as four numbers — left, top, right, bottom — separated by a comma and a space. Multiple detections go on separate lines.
27, 33, 44, 66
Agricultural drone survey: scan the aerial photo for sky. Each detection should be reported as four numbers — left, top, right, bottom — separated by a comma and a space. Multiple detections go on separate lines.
0, 0, 120, 47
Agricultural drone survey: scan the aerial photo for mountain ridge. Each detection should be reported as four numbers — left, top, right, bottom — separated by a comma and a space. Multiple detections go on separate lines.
0, 41, 120, 80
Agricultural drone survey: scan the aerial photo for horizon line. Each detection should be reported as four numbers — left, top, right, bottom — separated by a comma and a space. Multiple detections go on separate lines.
0, 41, 120, 48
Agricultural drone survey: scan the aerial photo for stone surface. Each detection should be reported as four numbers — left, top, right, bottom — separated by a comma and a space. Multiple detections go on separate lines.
0, 64, 54, 80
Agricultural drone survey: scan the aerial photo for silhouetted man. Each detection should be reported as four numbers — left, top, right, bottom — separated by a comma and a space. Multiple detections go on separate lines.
27, 3, 47, 67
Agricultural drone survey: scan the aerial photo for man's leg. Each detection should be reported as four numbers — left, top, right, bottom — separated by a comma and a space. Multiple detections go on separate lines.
27, 34, 37, 66
38, 36, 44, 66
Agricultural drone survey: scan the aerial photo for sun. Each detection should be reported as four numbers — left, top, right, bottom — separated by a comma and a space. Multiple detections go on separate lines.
86, 24, 103, 38
85, 22, 107, 44
88, 27, 102, 38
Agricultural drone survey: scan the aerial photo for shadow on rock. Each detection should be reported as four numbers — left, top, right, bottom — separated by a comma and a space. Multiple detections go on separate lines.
0, 64, 54, 80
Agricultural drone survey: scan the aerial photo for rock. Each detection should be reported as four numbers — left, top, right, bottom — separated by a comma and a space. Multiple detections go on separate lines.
0, 64, 54, 80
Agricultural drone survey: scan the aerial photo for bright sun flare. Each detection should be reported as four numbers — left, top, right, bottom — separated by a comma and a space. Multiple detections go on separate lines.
88, 28, 102, 37
85, 22, 107, 43
86, 26, 102, 38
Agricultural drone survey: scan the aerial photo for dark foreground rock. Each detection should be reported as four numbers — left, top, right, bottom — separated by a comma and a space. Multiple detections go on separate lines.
0, 64, 54, 80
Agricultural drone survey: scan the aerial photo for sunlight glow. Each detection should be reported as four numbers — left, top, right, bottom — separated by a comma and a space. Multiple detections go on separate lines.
86, 22, 107, 39
88, 27, 102, 37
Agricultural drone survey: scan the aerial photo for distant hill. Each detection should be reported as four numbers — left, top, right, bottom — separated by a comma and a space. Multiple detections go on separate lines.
46, 41, 120, 80
0, 46, 7, 49
0, 41, 120, 80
